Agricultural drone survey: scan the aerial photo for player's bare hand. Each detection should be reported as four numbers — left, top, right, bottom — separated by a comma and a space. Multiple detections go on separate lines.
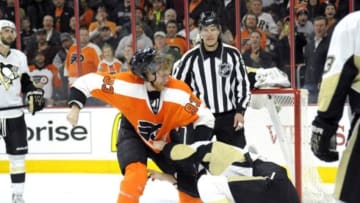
152, 140, 167, 151
66, 105, 80, 127
234, 112, 244, 131
147, 169, 177, 185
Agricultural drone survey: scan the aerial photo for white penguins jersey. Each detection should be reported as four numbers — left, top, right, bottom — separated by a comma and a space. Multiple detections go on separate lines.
0, 49, 29, 118
317, 11, 360, 114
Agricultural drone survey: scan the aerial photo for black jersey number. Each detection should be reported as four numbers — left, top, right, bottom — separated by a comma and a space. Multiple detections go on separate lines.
323, 56, 335, 74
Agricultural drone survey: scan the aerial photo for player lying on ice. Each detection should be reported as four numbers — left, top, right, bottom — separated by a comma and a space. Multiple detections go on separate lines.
148, 139, 300, 203
66, 48, 215, 203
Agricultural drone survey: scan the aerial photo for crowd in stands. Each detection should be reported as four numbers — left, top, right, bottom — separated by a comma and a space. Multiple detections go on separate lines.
1, 0, 359, 106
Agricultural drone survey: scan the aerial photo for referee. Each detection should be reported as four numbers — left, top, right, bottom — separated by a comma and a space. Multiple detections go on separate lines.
173, 11, 251, 148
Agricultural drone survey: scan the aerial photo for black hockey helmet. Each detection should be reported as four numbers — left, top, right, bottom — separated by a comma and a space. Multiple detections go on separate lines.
198, 11, 220, 30
130, 48, 158, 81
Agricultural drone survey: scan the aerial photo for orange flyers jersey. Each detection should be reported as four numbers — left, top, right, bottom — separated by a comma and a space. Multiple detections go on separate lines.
72, 71, 214, 152
65, 43, 101, 79
97, 58, 124, 74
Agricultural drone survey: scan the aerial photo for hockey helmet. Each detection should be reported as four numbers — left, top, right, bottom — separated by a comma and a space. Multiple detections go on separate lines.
130, 48, 158, 81
198, 11, 220, 29
0, 19, 15, 30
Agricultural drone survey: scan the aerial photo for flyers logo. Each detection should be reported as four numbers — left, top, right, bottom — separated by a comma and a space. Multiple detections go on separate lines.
138, 121, 162, 141
70, 54, 84, 64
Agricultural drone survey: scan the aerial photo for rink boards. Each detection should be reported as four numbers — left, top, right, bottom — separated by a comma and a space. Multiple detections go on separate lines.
0, 106, 351, 184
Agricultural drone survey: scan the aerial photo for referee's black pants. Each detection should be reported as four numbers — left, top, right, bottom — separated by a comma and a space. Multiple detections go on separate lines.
213, 110, 246, 148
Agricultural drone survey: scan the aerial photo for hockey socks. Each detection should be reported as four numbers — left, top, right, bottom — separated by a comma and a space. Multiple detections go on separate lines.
117, 162, 147, 203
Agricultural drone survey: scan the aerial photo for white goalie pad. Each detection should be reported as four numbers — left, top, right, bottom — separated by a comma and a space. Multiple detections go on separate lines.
254, 67, 290, 88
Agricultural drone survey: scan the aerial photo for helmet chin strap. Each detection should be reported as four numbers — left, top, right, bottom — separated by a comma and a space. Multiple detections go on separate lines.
149, 74, 157, 86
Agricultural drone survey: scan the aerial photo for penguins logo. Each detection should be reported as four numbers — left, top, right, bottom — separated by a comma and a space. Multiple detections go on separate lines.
0, 62, 19, 90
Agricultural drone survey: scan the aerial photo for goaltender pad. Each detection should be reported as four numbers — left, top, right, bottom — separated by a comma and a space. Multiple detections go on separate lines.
248, 88, 334, 203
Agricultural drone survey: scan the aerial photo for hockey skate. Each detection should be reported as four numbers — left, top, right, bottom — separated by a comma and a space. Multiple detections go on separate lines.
12, 194, 25, 203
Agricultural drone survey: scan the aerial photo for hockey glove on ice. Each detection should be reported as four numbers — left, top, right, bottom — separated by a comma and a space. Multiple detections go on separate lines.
27, 88, 45, 115
311, 117, 339, 162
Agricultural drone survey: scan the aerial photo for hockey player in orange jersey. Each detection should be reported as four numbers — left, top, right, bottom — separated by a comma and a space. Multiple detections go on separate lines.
66, 48, 215, 203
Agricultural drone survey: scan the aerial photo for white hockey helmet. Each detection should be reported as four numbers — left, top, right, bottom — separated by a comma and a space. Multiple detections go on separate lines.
0, 19, 16, 30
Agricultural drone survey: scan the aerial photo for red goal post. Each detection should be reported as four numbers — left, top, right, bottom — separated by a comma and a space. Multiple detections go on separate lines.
251, 88, 303, 198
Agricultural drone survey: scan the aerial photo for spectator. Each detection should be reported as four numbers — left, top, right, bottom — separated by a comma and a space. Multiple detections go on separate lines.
28, 51, 62, 107
79, 0, 95, 28
88, 5, 117, 40
188, 0, 211, 21
22, 0, 53, 30
115, 20, 153, 59
122, 44, 133, 70
97, 43, 125, 74
52, 32, 74, 104
25, 28, 60, 66
41, 15, 61, 46
165, 20, 188, 55
134, 6, 153, 39
108, 0, 131, 31
95, 25, 119, 52
296, 7, 314, 37
307, 0, 325, 20
64, 27, 101, 86
220, 0, 248, 36
303, 16, 330, 103
47, 0, 74, 33
164, 8, 183, 30
146, 0, 166, 32
274, 16, 307, 78
249, 0, 278, 38
20, 16, 35, 52
68, 16, 76, 36
324, 3, 338, 35
241, 13, 268, 51
153, 30, 181, 64
1, 0, 26, 22
177, 14, 199, 47
242, 30, 275, 68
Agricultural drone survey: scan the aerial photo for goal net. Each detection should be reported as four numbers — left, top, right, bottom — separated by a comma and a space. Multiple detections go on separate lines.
246, 88, 334, 203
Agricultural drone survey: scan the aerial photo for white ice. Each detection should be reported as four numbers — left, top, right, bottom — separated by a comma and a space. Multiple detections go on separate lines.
0, 173, 336, 203
0, 173, 178, 203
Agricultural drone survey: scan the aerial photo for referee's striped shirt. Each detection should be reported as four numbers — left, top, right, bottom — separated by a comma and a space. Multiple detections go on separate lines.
173, 42, 251, 114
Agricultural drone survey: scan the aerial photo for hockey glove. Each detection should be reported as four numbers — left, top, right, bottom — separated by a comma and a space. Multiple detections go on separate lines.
310, 117, 339, 162
27, 88, 45, 115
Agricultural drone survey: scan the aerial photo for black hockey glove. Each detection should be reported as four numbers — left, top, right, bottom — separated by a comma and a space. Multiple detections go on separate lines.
27, 88, 45, 115
310, 117, 339, 162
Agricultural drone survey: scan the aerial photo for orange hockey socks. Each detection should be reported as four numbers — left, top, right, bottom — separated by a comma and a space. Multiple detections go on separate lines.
178, 190, 202, 203
117, 162, 147, 203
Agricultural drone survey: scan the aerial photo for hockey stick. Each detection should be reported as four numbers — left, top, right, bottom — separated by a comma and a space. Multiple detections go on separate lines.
0, 104, 29, 111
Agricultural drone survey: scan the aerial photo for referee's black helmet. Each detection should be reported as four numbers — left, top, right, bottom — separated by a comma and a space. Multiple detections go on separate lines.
198, 11, 220, 29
